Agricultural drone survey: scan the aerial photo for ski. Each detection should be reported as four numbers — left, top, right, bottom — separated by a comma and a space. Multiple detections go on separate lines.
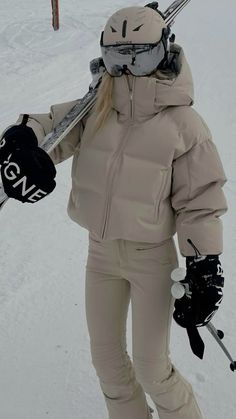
163, 0, 191, 25
0, 0, 192, 211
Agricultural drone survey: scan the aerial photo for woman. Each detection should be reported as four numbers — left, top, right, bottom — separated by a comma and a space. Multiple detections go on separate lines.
0, 5, 227, 419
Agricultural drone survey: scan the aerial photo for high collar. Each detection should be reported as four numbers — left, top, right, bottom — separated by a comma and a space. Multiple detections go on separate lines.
111, 44, 194, 123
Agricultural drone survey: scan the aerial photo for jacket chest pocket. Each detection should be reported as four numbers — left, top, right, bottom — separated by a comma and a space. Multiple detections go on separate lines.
153, 168, 170, 223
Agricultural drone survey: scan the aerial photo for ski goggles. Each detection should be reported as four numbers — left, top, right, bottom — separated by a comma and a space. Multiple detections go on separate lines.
100, 34, 168, 77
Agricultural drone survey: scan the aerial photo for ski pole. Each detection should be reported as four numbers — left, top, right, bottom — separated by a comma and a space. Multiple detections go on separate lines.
205, 322, 236, 372
171, 267, 236, 371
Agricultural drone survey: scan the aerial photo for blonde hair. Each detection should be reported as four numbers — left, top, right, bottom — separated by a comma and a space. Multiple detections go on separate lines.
93, 68, 174, 131
94, 72, 114, 131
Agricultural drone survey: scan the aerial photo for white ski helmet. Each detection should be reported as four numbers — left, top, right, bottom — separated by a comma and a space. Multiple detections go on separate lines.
100, 5, 170, 76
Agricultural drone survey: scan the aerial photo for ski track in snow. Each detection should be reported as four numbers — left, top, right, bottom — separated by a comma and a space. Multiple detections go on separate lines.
0, 1, 236, 418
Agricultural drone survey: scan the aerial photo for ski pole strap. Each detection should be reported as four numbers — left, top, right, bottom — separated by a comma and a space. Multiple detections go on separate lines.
186, 326, 205, 359
21, 114, 30, 126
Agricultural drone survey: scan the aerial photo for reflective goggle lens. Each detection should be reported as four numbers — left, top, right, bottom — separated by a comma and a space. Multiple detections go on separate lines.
101, 41, 165, 76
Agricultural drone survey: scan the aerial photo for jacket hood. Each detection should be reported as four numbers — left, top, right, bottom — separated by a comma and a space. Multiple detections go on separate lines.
112, 44, 194, 122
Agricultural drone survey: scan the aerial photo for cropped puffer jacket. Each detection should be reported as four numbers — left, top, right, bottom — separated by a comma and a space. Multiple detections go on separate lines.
9, 44, 227, 256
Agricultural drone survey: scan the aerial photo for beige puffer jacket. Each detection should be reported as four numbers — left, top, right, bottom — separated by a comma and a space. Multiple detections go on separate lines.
12, 45, 227, 256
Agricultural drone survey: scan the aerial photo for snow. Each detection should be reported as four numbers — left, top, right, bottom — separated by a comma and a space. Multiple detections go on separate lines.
0, 1, 235, 418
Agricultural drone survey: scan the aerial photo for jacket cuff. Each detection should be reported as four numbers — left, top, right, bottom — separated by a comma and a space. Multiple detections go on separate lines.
177, 220, 223, 256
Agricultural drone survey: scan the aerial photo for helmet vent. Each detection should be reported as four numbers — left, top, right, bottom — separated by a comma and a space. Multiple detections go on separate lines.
122, 20, 127, 38
110, 26, 117, 33
133, 24, 144, 32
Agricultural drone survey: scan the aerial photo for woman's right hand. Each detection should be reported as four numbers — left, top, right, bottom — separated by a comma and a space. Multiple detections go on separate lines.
0, 124, 56, 203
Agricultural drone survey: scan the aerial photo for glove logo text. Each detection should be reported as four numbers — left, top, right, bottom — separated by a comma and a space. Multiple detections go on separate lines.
3, 160, 47, 202
0, 138, 6, 149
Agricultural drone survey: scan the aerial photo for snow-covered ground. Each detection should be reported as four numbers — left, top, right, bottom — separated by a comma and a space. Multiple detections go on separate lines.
0, 1, 236, 418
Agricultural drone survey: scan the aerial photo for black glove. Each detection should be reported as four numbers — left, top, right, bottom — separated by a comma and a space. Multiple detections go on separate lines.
0, 121, 38, 165
0, 116, 56, 203
173, 255, 224, 328
173, 255, 224, 358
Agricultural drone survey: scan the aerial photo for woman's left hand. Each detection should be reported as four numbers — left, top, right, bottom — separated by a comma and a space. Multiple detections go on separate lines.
173, 255, 224, 328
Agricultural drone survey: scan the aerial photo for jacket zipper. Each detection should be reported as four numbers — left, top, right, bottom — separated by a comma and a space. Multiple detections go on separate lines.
101, 77, 135, 239
101, 131, 129, 238
127, 76, 135, 120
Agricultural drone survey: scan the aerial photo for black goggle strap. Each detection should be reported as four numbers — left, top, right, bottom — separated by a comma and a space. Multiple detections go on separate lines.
145, 2, 165, 19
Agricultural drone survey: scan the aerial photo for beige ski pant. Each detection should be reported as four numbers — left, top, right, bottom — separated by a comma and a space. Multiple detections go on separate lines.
85, 234, 203, 419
